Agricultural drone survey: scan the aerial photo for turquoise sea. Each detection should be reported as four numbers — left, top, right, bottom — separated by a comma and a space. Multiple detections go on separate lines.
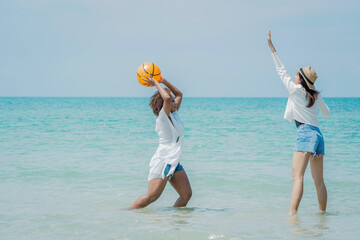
1, 97, 359, 240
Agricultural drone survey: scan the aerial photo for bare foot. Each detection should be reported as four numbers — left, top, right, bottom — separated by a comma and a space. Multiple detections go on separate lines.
288, 209, 297, 216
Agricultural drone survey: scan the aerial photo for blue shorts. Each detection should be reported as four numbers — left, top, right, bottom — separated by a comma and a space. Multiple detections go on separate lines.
174, 163, 184, 172
295, 124, 325, 155
164, 163, 184, 179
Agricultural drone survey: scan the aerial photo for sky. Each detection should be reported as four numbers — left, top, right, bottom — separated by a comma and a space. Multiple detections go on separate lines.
1, 0, 360, 97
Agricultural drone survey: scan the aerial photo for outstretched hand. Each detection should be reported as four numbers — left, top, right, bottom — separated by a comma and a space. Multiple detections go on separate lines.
267, 30, 272, 44
267, 30, 276, 54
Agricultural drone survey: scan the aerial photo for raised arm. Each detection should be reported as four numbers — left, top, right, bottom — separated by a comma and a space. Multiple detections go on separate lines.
143, 75, 171, 116
267, 30, 296, 94
161, 78, 183, 111
267, 30, 276, 54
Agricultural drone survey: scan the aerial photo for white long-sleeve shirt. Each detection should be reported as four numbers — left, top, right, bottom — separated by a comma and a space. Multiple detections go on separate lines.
272, 52, 330, 127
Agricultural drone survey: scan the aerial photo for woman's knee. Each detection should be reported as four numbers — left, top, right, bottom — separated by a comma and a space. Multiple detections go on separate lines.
143, 192, 161, 204
292, 174, 304, 183
182, 189, 192, 202
149, 194, 160, 203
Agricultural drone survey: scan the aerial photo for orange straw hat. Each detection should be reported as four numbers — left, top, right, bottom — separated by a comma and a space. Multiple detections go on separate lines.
296, 66, 318, 90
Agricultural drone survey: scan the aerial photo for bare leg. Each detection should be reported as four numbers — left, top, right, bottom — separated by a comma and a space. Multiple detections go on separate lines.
169, 170, 192, 207
310, 155, 327, 212
129, 177, 168, 209
289, 151, 312, 215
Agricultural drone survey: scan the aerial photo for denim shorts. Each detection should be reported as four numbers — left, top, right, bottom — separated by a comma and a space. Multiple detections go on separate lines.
295, 124, 325, 155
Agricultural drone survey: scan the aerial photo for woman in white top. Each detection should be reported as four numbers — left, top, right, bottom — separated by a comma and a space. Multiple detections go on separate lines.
267, 30, 330, 215
130, 75, 192, 209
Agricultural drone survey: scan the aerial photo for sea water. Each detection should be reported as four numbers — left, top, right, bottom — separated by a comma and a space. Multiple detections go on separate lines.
1, 97, 359, 239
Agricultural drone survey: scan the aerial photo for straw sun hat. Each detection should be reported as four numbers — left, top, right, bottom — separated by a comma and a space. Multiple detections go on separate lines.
296, 66, 318, 90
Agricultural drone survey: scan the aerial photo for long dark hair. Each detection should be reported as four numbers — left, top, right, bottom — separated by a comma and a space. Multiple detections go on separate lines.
298, 73, 319, 108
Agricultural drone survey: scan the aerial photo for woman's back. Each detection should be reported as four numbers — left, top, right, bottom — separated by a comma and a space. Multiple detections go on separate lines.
288, 88, 330, 127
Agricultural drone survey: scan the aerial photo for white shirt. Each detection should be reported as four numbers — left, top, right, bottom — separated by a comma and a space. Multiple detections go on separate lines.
272, 52, 330, 127
148, 108, 185, 180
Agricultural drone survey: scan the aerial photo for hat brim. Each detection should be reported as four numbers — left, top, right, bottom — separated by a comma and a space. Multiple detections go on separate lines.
296, 68, 315, 91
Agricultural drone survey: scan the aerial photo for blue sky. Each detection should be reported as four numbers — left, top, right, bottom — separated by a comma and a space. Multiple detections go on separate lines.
1, 0, 359, 97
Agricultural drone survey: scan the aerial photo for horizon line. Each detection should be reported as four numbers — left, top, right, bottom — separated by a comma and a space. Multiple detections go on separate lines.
0, 96, 359, 98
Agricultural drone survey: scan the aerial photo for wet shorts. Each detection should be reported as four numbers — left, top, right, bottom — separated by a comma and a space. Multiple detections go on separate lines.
295, 124, 325, 155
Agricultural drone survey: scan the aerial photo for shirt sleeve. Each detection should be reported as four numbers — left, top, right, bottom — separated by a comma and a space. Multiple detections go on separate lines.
318, 94, 330, 118
272, 52, 297, 95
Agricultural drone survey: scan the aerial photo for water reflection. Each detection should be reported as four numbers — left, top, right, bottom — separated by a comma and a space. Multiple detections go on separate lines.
133, 207, 229, 231
133, 207, 194, 229
286, 213, 329, 237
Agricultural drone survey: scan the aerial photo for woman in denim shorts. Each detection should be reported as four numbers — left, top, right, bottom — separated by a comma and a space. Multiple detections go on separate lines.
267, 31, 331, 215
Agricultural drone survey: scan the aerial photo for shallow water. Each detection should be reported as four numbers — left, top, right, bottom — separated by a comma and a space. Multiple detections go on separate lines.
1, 97, 359, 239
